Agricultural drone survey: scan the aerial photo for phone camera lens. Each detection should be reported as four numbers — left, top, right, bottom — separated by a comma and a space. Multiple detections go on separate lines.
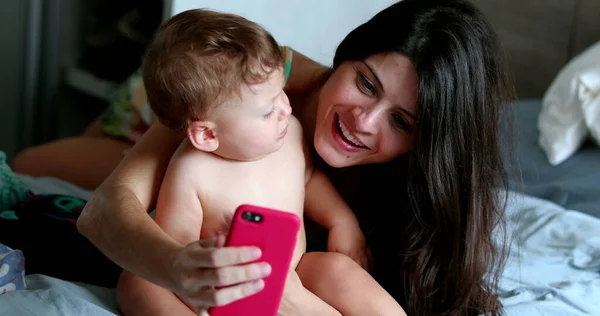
242, 211, 253, 221
242, 211, 263, 223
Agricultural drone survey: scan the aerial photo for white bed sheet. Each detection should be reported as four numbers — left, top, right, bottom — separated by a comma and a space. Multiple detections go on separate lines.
498, 191, 600, 315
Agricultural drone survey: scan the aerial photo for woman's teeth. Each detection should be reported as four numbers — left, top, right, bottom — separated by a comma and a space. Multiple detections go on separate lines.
337, 116, 366, 148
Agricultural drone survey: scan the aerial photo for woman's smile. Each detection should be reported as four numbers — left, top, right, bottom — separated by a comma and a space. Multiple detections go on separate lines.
332, 113, 370, 152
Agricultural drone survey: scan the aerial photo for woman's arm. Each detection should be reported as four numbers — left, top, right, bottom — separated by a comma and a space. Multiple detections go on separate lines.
77, 122, 185, 290
284, 49, 328, 94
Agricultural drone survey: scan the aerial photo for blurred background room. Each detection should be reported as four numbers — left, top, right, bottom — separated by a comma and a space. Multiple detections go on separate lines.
1, 0, 599, 161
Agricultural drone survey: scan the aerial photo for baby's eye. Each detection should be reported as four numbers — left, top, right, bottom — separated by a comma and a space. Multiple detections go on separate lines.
264, 107, 275, 119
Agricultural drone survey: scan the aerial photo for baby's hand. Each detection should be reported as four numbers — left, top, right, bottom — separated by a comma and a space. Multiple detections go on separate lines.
327, 222, 370, 270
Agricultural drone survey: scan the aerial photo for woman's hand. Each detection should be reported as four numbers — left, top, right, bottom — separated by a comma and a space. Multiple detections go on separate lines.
170, 236, 272, 313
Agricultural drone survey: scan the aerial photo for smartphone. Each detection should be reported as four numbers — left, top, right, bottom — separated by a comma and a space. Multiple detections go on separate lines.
209, 204, 301, 316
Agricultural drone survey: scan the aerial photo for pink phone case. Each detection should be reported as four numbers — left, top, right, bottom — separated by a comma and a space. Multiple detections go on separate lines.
209, 204, 301, 316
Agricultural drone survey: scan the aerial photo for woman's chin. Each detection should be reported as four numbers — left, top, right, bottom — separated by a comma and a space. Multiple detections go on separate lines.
314, 140, 353, 168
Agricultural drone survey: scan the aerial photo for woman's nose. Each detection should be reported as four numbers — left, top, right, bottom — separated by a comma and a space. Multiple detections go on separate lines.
352, 104, 384, 134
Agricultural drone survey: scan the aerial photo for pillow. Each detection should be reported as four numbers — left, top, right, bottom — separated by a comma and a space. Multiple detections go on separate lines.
579, 70, 600, 145
538, 41, 600, 165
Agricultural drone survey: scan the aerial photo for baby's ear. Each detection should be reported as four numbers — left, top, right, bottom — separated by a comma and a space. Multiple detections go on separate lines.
187, 121, 219, 152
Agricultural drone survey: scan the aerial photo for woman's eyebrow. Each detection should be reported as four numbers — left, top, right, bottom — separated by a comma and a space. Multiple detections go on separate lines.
361, 61, 418, 122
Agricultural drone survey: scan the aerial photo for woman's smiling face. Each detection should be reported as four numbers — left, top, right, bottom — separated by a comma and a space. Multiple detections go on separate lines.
313, 52, 419, 168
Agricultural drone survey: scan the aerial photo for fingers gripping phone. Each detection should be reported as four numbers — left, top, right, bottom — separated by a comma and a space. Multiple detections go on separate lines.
209, 204, 301, 316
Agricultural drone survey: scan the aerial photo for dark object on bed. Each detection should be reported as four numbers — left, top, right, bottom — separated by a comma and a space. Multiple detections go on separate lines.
508, 99, 600, 217
0, 194, 122, 288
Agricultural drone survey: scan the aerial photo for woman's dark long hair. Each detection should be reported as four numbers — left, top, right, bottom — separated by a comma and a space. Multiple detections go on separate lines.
329, 0, 514, 314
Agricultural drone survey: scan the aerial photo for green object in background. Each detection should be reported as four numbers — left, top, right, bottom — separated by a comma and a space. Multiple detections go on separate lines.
0, 210, 18, 220
0, 151, 30, 211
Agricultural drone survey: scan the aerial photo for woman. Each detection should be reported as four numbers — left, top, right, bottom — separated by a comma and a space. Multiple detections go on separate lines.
78, 0, 513, 315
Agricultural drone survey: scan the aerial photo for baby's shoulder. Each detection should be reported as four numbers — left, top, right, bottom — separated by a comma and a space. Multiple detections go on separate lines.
277, 116, 309, 166
169, 143, 222, 175
286, 115, 305, 141
288, 115, 302, 131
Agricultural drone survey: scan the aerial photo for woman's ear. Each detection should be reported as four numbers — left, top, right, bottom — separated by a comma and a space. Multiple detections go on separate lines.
187, 121, 219, 152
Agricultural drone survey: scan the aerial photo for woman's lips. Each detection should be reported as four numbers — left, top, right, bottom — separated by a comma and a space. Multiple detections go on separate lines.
331, 114, 369, 152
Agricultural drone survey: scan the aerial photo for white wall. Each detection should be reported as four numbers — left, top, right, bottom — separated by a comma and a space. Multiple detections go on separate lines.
168, 0, 395, 66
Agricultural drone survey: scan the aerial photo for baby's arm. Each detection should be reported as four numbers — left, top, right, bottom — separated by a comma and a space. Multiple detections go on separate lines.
304, 168, 356, 231
304, 165, 369, 269
153, 153, 207, 311
153, 154, 203, 249
116, 151, 204, 316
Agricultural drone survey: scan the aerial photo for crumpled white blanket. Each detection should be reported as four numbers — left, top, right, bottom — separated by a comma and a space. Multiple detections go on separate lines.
497, 191, 600, 316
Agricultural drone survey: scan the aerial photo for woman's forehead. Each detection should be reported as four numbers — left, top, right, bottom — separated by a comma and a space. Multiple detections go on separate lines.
363, 53, 415, 77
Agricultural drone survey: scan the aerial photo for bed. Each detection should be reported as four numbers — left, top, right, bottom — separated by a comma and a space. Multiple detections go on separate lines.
497, 100, 600, 315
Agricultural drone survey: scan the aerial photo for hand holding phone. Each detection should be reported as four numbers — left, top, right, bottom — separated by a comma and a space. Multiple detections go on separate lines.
209, 204, 301, 316
169, 236, 267, 314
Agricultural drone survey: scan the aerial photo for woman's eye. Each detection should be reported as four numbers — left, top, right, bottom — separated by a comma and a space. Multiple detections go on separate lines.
357, 73, 376, 95
392, 113, 412, 132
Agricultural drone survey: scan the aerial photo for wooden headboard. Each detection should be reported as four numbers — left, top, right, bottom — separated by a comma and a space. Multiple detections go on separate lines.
472, 0, 600, 98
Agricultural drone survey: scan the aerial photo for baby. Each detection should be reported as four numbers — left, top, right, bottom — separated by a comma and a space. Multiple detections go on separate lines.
117, 9, 370, 315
